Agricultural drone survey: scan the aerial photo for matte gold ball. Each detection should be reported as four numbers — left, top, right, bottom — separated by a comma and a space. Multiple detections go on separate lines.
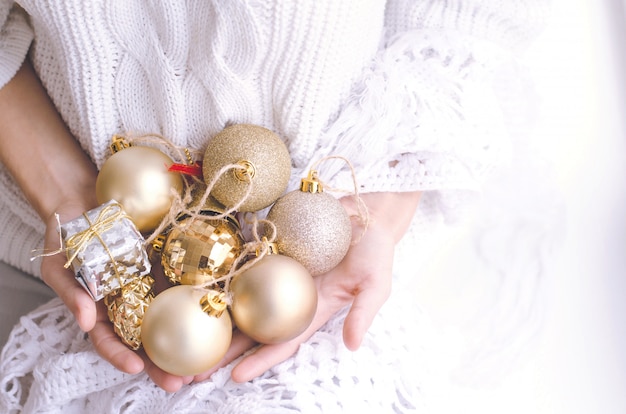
141, 285, 232, 376
96, 146, 183, 233
202, 124, 291, 212
230, 254, 317, 344
161, 215, 244, 286
266, 191, 351, 276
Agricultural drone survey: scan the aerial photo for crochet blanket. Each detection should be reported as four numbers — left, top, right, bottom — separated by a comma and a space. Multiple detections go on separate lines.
0, 141, 563, 413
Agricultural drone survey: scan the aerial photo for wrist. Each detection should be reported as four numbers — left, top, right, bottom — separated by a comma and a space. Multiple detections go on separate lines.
32, 164, 98, 224
341, 191, 421, 244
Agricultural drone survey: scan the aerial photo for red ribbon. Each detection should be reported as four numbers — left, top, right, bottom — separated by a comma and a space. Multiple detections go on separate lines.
169, 162, 203, 177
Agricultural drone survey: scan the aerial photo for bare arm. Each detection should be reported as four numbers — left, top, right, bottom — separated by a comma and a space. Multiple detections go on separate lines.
0, 60, 193, 392
0, 59, 101, 330
0, 60, 98, 221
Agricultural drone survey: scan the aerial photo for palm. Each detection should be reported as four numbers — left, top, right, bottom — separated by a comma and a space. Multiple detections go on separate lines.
39, 204, 193, 392
196, 191, 420, 383
200, 213, 397, 383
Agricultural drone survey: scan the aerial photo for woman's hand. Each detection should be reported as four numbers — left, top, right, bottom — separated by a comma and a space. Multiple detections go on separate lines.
0, 60, 197, 392
196, 191, 421, 383
40, 202, 198, 392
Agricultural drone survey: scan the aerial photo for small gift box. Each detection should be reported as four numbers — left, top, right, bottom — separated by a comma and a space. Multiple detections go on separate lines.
61, 200, 151, 301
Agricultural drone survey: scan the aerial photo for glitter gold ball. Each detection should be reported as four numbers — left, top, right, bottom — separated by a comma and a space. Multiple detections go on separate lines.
96, 146, 184, 233
266, 190, 352, 276
230, 254, 317, 344
161, 215, 245, 286
141, 285, 232, 376
202, 124, 291, 212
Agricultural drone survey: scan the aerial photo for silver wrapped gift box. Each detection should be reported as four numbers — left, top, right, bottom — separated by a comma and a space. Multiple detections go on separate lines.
60, 200, 151, 301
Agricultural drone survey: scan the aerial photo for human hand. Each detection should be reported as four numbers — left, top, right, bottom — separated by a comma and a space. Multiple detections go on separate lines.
40, 203, 196, 392
195, 191, 421, 383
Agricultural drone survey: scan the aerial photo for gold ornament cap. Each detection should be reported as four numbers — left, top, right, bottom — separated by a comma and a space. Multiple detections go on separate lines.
300, 170, 323, 194
199, 290, 228, 317
255, 237, 279, 256
110, 135, 131, 153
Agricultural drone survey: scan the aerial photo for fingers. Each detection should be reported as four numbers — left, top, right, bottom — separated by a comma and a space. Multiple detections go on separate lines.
41, 257, 98, 332
142, 357, 185, 393
141, 330, 257, 391
88, 302, 144, 375
193, 330, 258, 383
230, 292, 342, 383
342, 281, 390, 351
230, 337, 299, 383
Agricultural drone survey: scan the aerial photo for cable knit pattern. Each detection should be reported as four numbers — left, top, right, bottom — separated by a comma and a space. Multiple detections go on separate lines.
0, 0, 548, 273
0, 0, 549, 412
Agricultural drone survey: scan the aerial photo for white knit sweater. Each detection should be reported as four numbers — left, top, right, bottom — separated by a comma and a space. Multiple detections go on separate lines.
0, 1, 548, 412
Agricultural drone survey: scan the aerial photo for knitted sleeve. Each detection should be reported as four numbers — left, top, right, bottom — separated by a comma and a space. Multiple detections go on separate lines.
313, 0, 549, 196
0, 2, 43, 276
0, 2, 33, 89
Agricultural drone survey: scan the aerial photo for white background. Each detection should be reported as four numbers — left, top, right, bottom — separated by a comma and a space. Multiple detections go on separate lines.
526, 0, 626, 412
415, 0, 626, 412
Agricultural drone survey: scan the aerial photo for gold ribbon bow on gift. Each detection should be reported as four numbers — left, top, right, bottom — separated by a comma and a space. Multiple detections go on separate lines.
63, 202, 130, 283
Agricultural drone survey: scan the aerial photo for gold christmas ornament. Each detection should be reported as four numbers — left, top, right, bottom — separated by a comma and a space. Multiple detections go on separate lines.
140, 285, 232, 376
229, 251, 317, 344
96, 136, 184, 233
202, 124, 291, 212
161, 213, 244, 286
104, 274, 155, 350
265, 170, 352, 276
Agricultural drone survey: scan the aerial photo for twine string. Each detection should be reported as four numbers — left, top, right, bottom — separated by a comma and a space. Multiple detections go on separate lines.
30, 213, 64, 261
144, 162, 254, 246
198, 216, 278, 303
125, 132, 202, 167
309, 155, 370, 243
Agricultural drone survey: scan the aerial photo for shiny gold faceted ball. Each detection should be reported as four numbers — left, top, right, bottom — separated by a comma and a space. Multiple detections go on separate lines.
230, 254, 317, 344
96, 146, 183, 233
266, 190, 352, 276
141, 285, 232, 376
202, 124, 291, 212
161, 215, 244, 286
